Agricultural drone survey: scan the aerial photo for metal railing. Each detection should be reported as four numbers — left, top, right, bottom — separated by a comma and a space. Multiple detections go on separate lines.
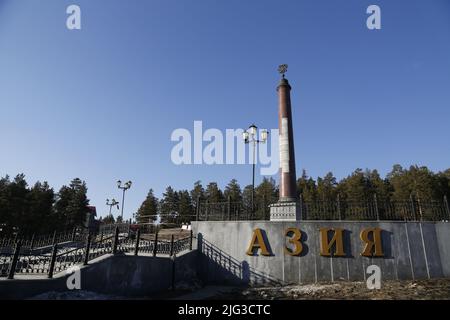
0, 227, 194, 279
0, 228, 85, 251
196, 197, 269, 221
194, 195, 450, 222
98, 222, 130, 235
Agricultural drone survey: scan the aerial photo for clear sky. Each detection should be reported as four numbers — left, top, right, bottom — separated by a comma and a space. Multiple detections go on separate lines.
0, 0, 449, 220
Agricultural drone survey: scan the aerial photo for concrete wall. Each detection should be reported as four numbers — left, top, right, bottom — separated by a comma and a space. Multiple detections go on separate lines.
192, 221, 450, 286
0, 251, 198, 299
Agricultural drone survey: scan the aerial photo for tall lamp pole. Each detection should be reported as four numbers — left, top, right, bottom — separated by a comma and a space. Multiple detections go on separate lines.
106, 198, 119, 217
243, 125, 268, 216
117, 180, 132, 221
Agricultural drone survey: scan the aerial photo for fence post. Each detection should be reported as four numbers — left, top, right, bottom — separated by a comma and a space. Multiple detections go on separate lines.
263, 194, 267, 220
153, 231, 158, 257
299, 193, 304, 220
374, 194, 380, 221
71, 228, 76, 242
170, 234, 174, 257
134, 229, 141, 256
83, 234, 92, 266
189, 230, 193, 251
196, 196, 200, 221
337, 194, 342, 221
7, 241, 21, 279
227, 196, 231, 221
52, 230, 57, 245
47, 243, 58, 279
171, 254, 176, 291
410, 193, 417, 221
444, 195, 450, 221
112, 226, 119, 254
30, 234, 35, 251
221, 202, 224, 221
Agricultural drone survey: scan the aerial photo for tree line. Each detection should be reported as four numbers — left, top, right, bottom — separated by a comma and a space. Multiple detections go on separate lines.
298, 165, 450, 203
132, 177, 279, 224
1, 164, 449, 234
0, 175, 90, 236
133, 164, 450, 223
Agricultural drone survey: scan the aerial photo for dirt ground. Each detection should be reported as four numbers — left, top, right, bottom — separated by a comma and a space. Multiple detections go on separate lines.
140, 228, 191, 241
209, 278, 450, 300
27, 278, 450, 300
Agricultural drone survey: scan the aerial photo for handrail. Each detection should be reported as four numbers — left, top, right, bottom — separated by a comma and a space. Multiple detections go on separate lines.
1, 229, 195, 279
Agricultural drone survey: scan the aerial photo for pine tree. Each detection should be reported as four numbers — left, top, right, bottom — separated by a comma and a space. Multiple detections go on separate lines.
205, 182, 224, 203
297, 170, 317, 201
242, 184, 253, 214
224, 179, 242, 202
68, 178, 90, 228
136, 189, 159, 223
366, 169, 392, 202
54, 178, 89, 230
8, 174, 30, 235
317, 172, 338, 202
178, 190, 194, 222
387, 164, 410, 200
254, 177, 278, 219
388, 165, 439, 201
190, 180, 205, 207
160, 186, 179, 223
0, 175, 12, 235
26, 181, 55, 234
337, 168, 369, 202
408, 165, 440, 201
436, 169, 450, 200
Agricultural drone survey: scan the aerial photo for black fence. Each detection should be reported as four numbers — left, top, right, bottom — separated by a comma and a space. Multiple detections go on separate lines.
0, 226, 193, 279
194, 196, 271, 221
194, 196, 450, 222
300, 198, 449, 221
0, 228, 85, 252
98, 222, 131, 235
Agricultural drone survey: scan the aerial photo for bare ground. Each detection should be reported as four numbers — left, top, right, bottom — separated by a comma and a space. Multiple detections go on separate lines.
140, 228, 191, 241
27, 278, 450, 300
208, 278, 450, 300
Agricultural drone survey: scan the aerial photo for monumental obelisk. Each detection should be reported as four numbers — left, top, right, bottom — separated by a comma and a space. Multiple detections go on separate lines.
270, 65, 301, 221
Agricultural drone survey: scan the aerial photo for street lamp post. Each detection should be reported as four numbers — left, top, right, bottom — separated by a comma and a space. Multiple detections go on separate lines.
106, 198, 119, 218
117, 180, 132, 221
243, 124, 268, 217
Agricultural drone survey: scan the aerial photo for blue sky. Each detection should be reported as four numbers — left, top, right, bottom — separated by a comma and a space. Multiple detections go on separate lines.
0, 0, 449, 220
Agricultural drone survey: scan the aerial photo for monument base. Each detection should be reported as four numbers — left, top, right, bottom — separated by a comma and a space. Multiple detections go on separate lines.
269, 201, 301, 221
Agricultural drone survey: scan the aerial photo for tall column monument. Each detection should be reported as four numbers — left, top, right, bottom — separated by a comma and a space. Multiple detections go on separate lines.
270, 64, 301, 221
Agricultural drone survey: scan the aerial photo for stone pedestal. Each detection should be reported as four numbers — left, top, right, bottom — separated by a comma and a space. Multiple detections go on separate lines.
269, 201, 301, 221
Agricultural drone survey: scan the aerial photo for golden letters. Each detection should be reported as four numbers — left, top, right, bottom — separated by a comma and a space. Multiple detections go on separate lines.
319, 228, 346, 257
284, 228, 303, 256
246, 228, 271, 256
246, 227, 384, 257
360, 227, 384, 257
